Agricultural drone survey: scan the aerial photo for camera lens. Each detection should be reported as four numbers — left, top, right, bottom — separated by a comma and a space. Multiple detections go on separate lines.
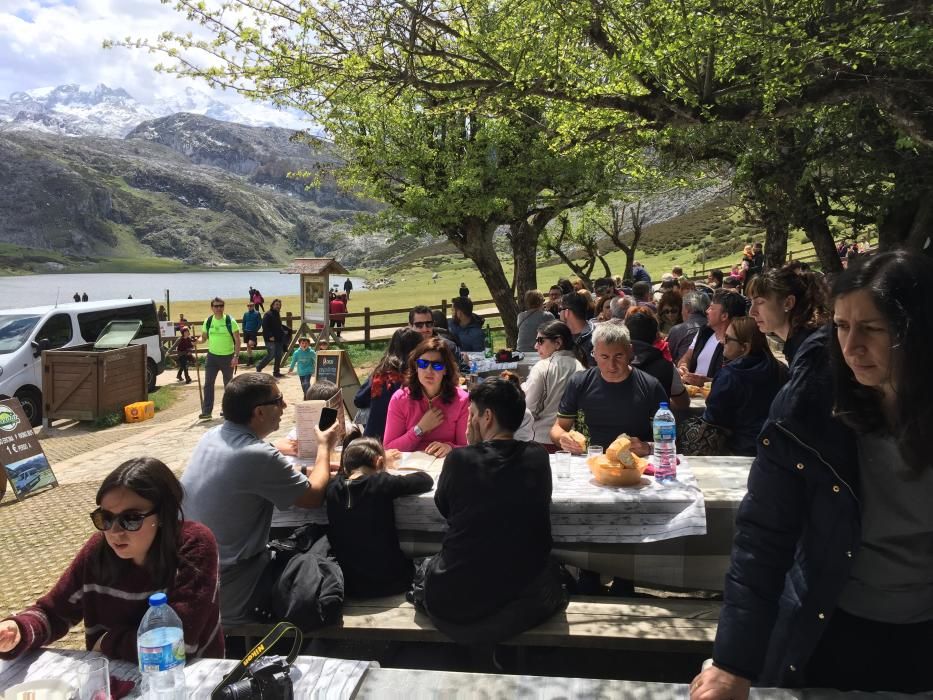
219, 678, 256, 700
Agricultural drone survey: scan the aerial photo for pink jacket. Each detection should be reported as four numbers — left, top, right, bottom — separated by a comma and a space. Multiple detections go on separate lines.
384, 386, 470, 451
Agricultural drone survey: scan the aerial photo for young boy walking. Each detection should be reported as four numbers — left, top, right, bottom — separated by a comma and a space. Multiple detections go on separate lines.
175, 327, 195, 384
288, 337, 317, 397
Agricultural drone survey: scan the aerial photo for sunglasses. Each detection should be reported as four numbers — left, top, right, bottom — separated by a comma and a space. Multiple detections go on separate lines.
90, 507, 156, 532
255, 394, 285, 409
723, 335, 742, 345
412, 321, 434, 329
212, 304, 225, 308
535, 337, 551, 345
415, 358, 445, 371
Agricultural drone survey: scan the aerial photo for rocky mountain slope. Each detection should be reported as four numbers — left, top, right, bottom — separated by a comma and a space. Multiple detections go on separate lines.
0, 115, 388, 268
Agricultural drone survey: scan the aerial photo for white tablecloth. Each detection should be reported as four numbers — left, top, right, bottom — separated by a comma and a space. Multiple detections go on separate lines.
273, 451, 706, 545
0, 649, 374, 699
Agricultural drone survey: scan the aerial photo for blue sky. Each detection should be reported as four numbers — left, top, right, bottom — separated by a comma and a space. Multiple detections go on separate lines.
0, 0, 308, 126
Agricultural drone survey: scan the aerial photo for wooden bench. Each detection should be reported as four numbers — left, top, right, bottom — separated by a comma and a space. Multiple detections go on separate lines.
227, 595, 719, 653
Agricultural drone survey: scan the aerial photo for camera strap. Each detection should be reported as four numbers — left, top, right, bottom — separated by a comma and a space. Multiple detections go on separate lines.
210, 621, 303, 699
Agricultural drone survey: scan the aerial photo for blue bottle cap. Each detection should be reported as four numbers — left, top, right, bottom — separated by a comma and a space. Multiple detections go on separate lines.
149, 592, 168, 607
659, 402, 669, 409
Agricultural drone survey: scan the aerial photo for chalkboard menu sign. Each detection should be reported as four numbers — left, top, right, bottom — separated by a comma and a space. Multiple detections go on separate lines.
0, 398, 58, 501
313, 350, 361, 417
316, 353, 340, 386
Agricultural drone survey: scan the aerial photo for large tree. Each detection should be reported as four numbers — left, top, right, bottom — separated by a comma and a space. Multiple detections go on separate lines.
146, 0, 931, 253
135, 0, 637, 342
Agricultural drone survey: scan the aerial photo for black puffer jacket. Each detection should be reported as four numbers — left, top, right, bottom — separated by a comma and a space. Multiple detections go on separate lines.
712, 324, 861, 688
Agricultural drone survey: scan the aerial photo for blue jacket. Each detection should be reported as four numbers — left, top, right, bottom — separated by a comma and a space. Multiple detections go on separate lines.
448, 313, 486, 352
703, 352, 787, 456
242, 310, 262, 333
713, 325, 861, 688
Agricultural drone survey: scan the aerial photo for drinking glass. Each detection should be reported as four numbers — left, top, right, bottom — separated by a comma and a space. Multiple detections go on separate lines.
555, 450, 572, 480
80, 656, 110, 700
587, 445, 604, 460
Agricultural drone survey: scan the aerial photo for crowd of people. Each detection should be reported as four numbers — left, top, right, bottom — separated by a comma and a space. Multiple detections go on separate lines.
2, 244, 930, 697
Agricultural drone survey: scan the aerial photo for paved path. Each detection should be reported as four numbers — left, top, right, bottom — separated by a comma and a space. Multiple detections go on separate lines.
0, 366, 310, 649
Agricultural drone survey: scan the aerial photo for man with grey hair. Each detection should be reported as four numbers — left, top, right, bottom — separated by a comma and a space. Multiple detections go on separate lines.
550, 320, 667, 455
667, 291, 710, 363
609, 295, 633, 320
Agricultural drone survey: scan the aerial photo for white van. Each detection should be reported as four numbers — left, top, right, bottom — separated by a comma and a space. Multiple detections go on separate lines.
0, 299, 165, 425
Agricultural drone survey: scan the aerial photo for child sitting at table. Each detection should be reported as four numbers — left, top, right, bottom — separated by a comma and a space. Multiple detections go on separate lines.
0, 457, 223, 662
326, 436, 433, 597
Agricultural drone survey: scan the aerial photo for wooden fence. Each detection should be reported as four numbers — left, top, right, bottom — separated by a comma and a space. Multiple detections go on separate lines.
690, 245, 819, 278
168, 298, 508, 356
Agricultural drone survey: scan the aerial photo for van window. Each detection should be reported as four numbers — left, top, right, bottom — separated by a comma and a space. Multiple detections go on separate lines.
35, 313, 73, 349
78, 304, 160, 343
0, 314, 41, 355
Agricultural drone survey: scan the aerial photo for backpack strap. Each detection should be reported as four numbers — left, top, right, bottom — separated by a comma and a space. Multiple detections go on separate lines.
204, 315, 235, 339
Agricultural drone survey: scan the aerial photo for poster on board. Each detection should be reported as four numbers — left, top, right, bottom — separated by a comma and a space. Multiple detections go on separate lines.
313, 350, 361, 418
0, 399, 58, 501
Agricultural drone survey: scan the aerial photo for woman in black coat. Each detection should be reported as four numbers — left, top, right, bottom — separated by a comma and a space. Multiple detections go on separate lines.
691, 250, 933, 698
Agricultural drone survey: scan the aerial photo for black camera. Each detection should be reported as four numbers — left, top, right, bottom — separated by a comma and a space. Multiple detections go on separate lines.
216, 655, 293, 700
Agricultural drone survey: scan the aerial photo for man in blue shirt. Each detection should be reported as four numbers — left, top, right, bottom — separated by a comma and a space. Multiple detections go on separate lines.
241, 302, 263, 366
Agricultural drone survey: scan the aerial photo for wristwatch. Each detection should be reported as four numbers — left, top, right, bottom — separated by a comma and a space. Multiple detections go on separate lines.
413, 425, 425, 438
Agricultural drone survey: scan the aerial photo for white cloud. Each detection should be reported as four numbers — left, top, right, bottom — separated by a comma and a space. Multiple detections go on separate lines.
0, 0, 310, 127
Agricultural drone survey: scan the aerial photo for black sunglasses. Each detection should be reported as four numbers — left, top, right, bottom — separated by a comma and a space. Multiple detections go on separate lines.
255, 394, 285, 409
90, 507, 156, 532
535, 336, 551, 345
212, 304, 225, 308
415, 358, 445, 371
723, 335, 742, 345
412, 321, 434, 329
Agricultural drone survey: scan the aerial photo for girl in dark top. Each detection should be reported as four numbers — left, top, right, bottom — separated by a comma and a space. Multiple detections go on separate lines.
354, 328, 423, 438
700, 317, 787, 455
325, 437, 433, 597
747, 261, 829, 367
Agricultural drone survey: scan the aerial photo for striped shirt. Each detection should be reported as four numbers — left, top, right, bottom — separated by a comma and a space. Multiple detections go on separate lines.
0, 521, 223, 662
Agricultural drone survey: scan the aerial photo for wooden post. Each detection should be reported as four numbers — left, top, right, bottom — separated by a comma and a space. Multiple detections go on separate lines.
441, 299, 448, 318
364, 307, 371, 348
165, 289, 171, 320
285, 312, 294, 333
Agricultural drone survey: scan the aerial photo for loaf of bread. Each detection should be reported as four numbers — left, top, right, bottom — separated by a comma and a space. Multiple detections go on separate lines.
567, 430, 587, 451
606, 434, 636, 468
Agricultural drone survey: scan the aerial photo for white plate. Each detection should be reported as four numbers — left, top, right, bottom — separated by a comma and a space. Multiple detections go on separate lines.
3, 679, 77, 700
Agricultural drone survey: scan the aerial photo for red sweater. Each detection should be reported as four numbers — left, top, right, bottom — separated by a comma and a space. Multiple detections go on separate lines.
0, 520, 223, 662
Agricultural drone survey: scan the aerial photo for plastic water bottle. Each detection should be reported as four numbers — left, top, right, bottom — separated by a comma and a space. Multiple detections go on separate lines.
137, 593, 186, 699
652, 402, 677, 483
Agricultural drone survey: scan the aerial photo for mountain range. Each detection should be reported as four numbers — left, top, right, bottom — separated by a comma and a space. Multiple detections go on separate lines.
0, 83, 409, 271
0, 83, 308, 138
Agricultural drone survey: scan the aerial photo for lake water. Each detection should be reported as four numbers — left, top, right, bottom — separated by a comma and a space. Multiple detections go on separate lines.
0, 271, 367, 309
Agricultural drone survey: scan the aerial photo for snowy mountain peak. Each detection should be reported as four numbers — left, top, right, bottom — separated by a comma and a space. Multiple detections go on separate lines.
0, 82, 308, 138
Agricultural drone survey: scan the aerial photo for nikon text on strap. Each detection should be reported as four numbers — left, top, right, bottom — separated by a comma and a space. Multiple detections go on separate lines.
210, 621, 303, 699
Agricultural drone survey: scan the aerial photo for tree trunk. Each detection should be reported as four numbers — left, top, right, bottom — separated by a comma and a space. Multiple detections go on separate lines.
509, 220, 540, 305
452, 219, 520, 346
762, 212, 788, 269
799, 186, 842, 273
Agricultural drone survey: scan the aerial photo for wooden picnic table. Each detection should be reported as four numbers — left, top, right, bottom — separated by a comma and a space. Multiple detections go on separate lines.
273, 452, 751, 592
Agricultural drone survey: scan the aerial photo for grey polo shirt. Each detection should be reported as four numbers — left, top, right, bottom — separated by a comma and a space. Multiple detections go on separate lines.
182, 422, 308, 622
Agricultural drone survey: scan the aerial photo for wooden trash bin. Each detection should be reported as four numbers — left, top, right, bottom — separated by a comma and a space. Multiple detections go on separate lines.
42, 321, 148, 425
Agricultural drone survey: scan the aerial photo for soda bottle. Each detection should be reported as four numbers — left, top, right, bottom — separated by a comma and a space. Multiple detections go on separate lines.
652, 402, 677, 483
137, 593, 186, 699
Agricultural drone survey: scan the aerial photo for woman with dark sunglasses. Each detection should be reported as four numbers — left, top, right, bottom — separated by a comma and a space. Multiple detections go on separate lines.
521, 320, 585, 450
0, 458, 224, 662
383, 337, 469, 457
